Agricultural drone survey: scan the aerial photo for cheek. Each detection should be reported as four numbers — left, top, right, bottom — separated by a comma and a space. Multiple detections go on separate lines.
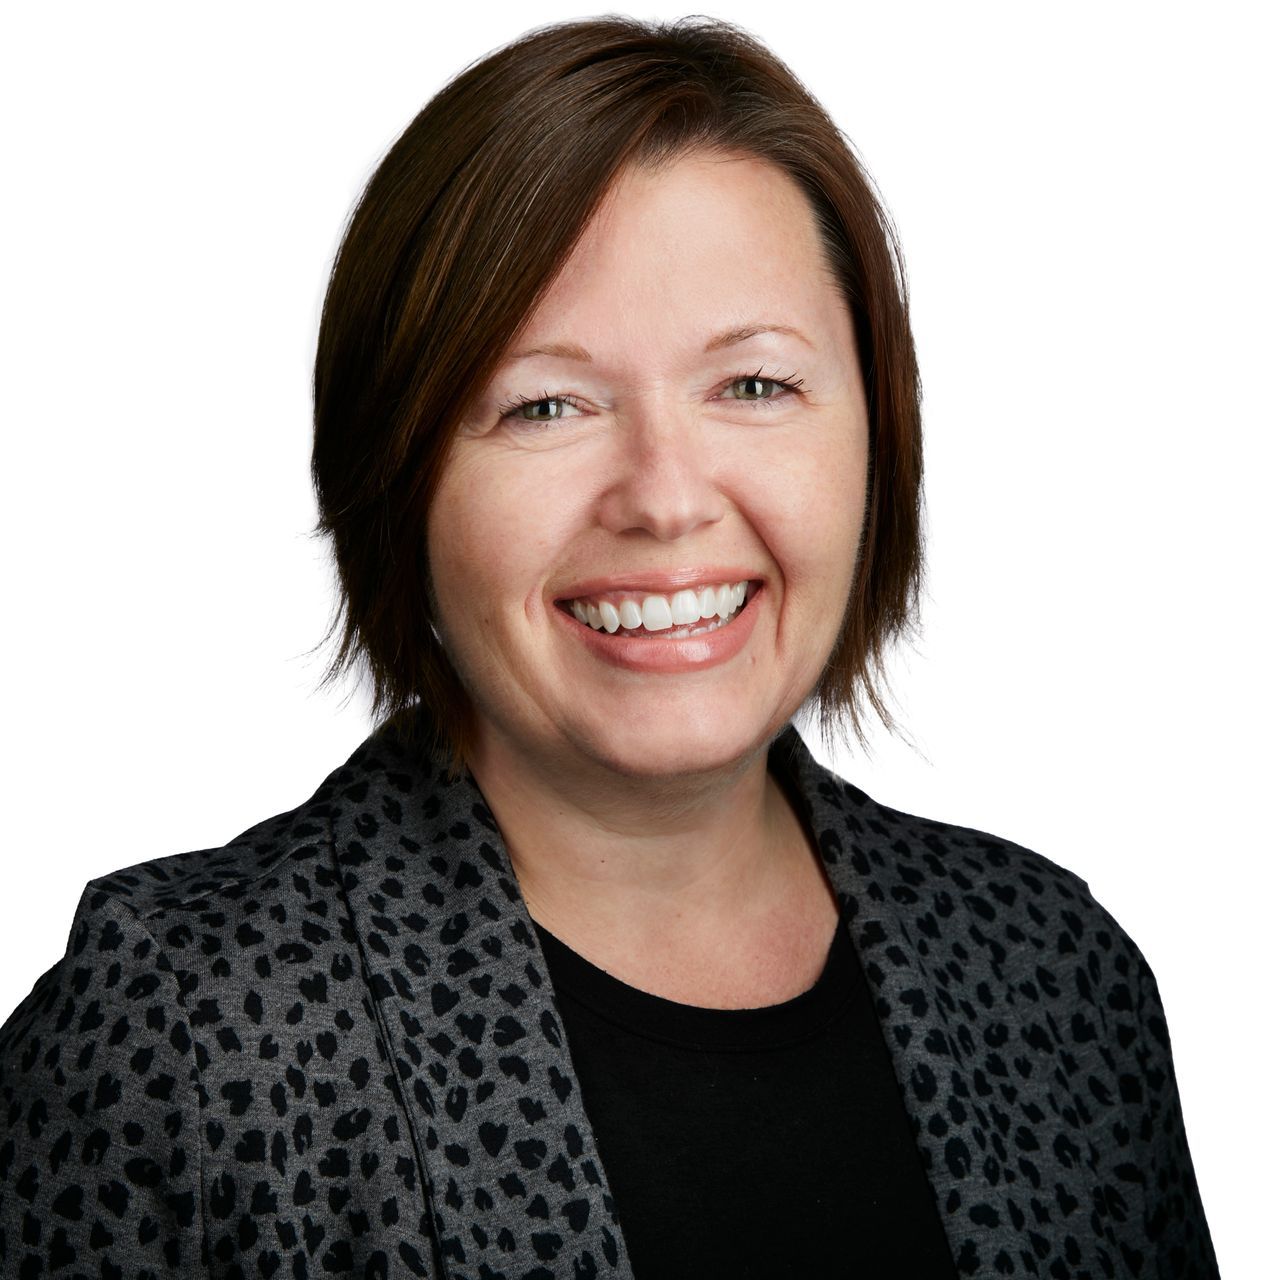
751, 428, 867, 586
427, 449, 587, 629
429, 461, 506, 640
428, 473, 489, 620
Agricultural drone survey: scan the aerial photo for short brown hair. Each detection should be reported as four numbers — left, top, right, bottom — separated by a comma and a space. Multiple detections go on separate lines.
310, 14, 924, 772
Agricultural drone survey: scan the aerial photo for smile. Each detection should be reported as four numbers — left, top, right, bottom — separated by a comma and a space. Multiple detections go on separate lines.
562, 580, 752, 637
552, 576, 764, 674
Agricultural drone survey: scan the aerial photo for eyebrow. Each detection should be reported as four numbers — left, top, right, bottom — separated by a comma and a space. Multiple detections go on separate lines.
503, 322, 813, 365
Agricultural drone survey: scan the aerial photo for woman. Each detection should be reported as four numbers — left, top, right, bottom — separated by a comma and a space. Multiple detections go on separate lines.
0, 15, 1217, 1279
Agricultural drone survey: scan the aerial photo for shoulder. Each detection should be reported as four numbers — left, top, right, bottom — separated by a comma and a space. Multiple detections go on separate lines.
1, 767, 344, 1067
74, 721, 399, 924
788, 736, 1098, 917
865, 788, 1096, 907
789, 740, 1153, 988
0, 770, 352, 1269
0, 883, 208, 1273
84, 790, 335, 923
873, 791, 1156, 981
837, 794, 1217, 1273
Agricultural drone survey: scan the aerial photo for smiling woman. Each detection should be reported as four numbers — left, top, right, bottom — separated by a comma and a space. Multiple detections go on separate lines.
0, 14, 1217, 1280
310, 29, 920, 787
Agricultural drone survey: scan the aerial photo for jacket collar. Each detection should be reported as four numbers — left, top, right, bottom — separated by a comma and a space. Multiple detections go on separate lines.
310, 710, 973, 1278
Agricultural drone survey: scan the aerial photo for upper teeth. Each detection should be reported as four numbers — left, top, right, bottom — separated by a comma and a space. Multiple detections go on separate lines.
569, 581, 749, 633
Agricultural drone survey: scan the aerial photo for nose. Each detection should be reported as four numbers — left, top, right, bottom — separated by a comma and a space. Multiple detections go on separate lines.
595, 405, 727, 541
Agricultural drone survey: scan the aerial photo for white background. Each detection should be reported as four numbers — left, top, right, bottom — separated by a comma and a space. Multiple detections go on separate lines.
2, 3, 1273, 1271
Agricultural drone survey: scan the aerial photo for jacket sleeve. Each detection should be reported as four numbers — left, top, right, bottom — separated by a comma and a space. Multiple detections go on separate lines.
0, 885, 206, 1277
1102, 907, 1219, 1279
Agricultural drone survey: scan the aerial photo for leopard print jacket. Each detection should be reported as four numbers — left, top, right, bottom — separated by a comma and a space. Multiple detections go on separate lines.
0, 714, 1218, 1278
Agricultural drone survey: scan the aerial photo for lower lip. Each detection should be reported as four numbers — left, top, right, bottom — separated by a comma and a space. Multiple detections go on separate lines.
552, 586, 763, 674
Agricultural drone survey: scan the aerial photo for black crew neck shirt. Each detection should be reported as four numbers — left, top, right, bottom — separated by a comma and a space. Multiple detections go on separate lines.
533, 916, 959, 1279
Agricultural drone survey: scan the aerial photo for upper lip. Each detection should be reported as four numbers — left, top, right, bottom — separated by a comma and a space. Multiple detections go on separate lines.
553, 569, 763, 602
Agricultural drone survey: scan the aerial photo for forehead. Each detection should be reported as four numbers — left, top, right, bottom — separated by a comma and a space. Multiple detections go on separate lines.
510, 150, 846, 361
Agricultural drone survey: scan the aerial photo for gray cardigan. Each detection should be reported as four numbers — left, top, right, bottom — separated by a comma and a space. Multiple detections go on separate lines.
0, 714, 1218, 1278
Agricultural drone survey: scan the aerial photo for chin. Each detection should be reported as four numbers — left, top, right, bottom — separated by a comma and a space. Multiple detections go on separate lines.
571, 709, 780, 782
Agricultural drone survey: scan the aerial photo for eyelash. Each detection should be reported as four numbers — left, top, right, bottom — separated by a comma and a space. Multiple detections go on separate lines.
496, 365, 806, 424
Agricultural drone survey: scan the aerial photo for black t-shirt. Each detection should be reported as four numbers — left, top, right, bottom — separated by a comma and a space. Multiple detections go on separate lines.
534, 916, 959, 1279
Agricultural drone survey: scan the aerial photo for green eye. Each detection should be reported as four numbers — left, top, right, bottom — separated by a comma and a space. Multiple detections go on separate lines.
725, 369, 804, 407
499, 392, 585, 424
732, 376, 782, 399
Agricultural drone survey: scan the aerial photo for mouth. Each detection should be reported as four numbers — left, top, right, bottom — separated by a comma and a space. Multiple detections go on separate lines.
555, 578, 760, 639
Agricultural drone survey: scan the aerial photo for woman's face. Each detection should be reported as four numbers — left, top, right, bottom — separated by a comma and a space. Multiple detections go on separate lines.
428, 149, 870, 781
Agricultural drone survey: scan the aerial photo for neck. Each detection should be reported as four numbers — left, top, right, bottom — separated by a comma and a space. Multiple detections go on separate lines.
464, 723, 824, 964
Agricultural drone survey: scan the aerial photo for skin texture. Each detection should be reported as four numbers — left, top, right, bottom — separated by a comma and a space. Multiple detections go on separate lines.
426, 149, 870, 1005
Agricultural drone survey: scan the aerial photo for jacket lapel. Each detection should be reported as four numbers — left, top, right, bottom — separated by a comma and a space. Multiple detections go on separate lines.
770, 728, 977, 1257
774, 727, 1103, 1274
325, 719, 636, 1279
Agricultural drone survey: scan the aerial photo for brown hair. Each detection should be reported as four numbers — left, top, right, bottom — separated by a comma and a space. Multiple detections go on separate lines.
310, 14, 924, 773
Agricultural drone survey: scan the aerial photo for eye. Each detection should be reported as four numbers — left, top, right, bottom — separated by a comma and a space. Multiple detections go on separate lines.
498, 391, 586, 424
722, 367, 805, 408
